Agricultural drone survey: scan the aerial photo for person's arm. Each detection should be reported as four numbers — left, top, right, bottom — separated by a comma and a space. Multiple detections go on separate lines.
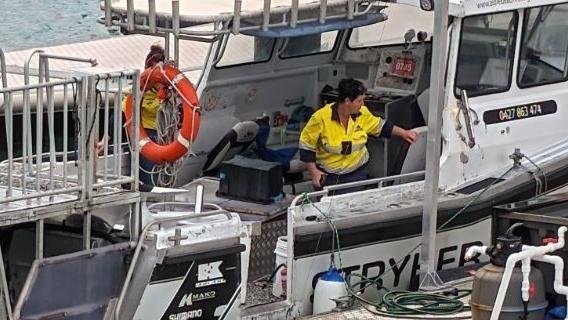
299, 114, 326, 188
391, 125, 417, 144
360, 107, 417, 144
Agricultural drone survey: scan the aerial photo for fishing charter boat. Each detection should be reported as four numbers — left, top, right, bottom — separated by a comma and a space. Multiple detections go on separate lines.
1, 0, 568, 319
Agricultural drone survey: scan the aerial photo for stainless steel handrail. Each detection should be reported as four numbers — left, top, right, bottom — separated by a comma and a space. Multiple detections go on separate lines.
0, 49, 6, 89
323, 170, 426, 191
456, 89, 476, 148
103, 0, 380, 37
0, 49, 13, 198
146, 201, 223, 212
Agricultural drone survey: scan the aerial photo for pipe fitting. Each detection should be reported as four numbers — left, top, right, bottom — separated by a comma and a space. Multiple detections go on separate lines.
464, 245, 488, 261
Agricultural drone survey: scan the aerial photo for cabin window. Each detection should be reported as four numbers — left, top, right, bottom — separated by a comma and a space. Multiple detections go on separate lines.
518, 4, 568, 88
216, 35, 275, 68
347, 3, 433, 48
454, 11, 518, 97
279, 31, 338, 58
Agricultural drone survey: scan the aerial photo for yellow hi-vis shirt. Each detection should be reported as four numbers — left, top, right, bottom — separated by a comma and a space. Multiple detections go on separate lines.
121, 90, 160, 130
299, 103, 387, 174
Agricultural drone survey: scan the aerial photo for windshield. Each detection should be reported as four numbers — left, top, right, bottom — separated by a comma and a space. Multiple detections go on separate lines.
348, 2, 433, 48
518, 3, 568, 87
454, 11, 518, 97
216, 34, 275, 68
280, 31, 338, 58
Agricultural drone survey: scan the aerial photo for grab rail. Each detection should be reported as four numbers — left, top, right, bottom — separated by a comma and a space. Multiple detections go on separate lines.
324, 170, 425, 191
0, 49, 6, 90
0, 49, 12, 199
147, 201, 223, 212
103, 0, 380, 37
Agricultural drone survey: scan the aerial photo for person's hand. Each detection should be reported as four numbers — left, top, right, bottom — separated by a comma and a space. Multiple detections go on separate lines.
400, 129, 418, 144
95, 137, 107, 156
310, 168, 327, 188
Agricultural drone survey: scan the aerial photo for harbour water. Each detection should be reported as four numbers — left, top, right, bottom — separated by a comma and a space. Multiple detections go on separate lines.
0, 0, 114, 52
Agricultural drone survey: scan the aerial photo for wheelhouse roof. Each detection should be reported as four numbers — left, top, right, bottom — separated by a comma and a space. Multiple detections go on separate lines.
449, 0, 568, 17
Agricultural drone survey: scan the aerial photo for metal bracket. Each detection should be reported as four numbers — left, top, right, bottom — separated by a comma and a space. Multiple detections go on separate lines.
419, 270, 445, 291
509, 148, 524, 168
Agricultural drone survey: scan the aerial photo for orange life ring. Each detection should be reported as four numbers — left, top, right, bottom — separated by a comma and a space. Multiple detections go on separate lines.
124, 64, 200, 164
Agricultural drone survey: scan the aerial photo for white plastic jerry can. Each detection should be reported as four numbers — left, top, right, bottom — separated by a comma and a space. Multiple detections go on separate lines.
312, 266, 347, 315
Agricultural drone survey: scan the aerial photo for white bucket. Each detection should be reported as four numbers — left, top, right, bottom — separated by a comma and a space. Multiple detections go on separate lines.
272, 236, 287, 297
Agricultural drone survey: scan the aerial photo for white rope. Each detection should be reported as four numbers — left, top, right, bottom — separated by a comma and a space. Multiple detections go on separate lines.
152, 89, 182, 187
128, 63, 200, 187
158, 63, 200, 148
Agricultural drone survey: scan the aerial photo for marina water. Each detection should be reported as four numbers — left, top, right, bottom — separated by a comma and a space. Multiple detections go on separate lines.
0, 0, 113, 52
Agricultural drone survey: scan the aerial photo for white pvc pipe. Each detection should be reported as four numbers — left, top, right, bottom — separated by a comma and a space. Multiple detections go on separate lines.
464, 245, 488, 261
490, 253, 523, 320
533, 255, 568, 320
522, 231, 568, 254
521, 258, 530, 302
490, 226, 568, 320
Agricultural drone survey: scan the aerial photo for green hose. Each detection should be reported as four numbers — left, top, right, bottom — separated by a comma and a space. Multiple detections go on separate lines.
345, 273, 471, 319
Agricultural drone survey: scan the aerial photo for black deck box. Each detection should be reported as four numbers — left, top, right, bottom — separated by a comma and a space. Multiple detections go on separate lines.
217, 156, 283, 204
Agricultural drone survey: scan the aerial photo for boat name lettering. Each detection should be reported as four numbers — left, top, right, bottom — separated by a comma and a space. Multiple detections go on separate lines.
309, 241, 482, 293
483, 100, 557, 125
168, 309, 202, 320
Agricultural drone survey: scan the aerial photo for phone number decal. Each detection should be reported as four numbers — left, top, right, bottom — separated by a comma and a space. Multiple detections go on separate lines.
483, 100, 557, 124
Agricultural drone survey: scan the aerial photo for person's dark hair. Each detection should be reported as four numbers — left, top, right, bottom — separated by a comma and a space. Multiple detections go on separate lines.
337, 78, 366, 103
145, 44, 166, 68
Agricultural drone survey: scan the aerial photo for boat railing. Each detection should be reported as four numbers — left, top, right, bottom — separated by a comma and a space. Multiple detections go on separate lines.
289, 170, 426, 208
0, 49, 7, 92
103, 0, 380, 37
0, 60, 141, 220
0, 55, 143, 318
324, 169, 426, 192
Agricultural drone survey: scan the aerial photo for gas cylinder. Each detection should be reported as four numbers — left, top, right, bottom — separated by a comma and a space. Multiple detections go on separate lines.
470, 224, 547, 320
312, 266, 347, 315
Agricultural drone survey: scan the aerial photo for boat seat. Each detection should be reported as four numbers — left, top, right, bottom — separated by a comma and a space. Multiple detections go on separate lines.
479, 58, 509, 87
202, 120, 259, 173
417, 88, 429, 124
400, 126, 427, 174
389, 126, 427, 185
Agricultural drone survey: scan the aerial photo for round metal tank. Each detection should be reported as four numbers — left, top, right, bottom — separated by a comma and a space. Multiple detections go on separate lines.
470, 264, 547, 320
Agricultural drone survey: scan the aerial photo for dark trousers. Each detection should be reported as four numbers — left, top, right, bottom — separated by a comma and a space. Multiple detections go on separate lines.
315, 164, 369, 195
139, 129, 158, 186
